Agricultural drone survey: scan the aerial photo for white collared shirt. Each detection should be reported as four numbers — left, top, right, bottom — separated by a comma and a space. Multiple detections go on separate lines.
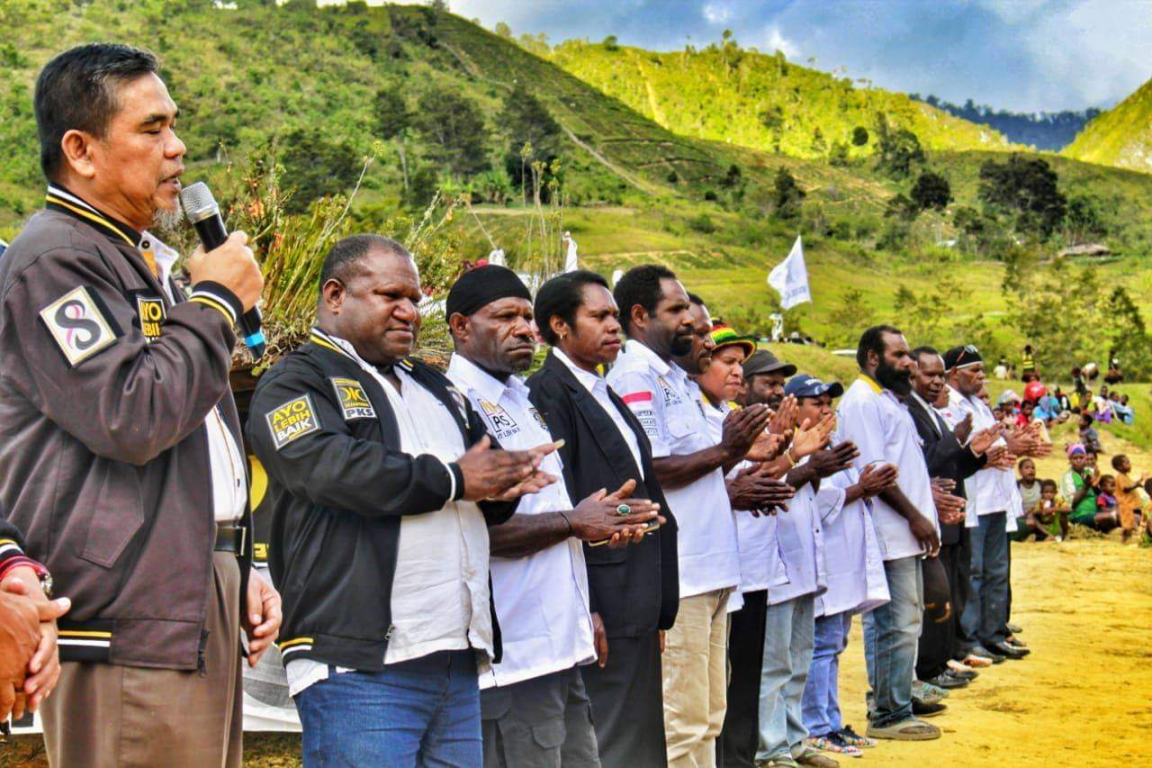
447, 354, 595, 689
143, 233, 246, 524
286, 333, 493, 696
836, 377, 939, 561
945, 386, 1017, 527
552, 348, 644, 479
608, 340, 739, 598
703, 400, 789, 596
821, 467, 890, 617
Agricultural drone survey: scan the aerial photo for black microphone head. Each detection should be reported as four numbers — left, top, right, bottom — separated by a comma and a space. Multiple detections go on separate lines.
179, 182, 220, 225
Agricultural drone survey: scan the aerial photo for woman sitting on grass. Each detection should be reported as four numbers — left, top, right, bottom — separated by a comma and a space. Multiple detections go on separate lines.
1060, 444, 1120, 534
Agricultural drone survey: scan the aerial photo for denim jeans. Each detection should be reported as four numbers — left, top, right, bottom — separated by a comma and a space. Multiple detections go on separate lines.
295, 650, 481, 767
862, 557, 923, 728
961, 512, 1009, 648
800, 611, 852, 737
756, 595, 815, 761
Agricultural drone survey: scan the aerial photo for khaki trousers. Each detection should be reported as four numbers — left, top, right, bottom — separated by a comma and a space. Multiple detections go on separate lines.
662, 588, 732, 768
41, 552, 244, 768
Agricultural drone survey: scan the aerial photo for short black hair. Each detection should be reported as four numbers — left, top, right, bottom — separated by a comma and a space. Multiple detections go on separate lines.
910, 345, 939, 364
1111, 454, 1128, 471
857, 324, 902, 369
1040, 478, 1057, 491
613, 265, 677, 336
35, 44, 160, 181
319, 234, 409, 293
1018, 457, 1034, 470
688, 292, 706, 307
534, 270, 609, 346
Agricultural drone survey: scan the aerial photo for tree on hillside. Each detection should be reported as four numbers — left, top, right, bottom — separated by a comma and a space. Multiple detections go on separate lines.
374, 87, 412, 191
910, 170, 952, 212
602, 35, 619, 51
771, 167, 805, 220
1103, 287, 1152, 378
496, 82, 563, 202
978, 154, 1066, 240
852, 126, 869, 147
885, 193, 919, 222
494, 21, 513, 38
278, 127, 360, 214
1065, 193, 1107, 244
829, 141, 850, 167
874, 115, 924, 179
827, 288, 874, 347
414, 87, 491, 179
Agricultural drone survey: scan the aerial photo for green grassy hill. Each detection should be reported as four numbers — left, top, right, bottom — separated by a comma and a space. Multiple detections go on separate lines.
1064, 77, 1152, 174
5, 1, 1152, 375
545, 40, 1015, 160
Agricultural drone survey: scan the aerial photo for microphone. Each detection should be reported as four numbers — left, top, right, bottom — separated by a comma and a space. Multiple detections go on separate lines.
179, 182, 265, 360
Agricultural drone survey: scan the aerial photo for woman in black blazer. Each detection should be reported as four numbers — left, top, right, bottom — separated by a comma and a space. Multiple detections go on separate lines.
527, 270, 678, 768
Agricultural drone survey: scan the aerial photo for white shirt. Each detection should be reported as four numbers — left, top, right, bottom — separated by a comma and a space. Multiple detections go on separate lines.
836, 377, 939, 561
608, 340, 740, 598
820, 468, 889, 617
766, 459, 825, 605
447, 355, 595, 689
287, 333, 493, 696
703, 400, 788, 596
552, 348, 644, 479
144, 234, 246, 523
945, 386, 1017, 529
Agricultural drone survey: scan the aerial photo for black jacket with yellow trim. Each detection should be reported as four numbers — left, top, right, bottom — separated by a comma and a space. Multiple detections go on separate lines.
247, 336, 516, 671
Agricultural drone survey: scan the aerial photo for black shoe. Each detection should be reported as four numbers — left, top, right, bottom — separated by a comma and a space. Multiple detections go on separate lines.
968, 645, 1007, 664
912, 698, 948, 718
926, 672, 969, 690
988, 641, 1030, 659
947, 667, 979, 681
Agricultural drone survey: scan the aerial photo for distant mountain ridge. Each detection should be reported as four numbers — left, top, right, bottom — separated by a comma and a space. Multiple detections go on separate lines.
1064, 78, 1152, 174
541, 39, 1015, 161
911, 95, 1099, 151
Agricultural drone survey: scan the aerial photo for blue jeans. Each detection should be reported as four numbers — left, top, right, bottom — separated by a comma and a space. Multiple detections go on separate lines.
756, 595, 815, 761
862, 557, 923, 728
961, 512, 1009, 648
295, 650, 481, 767
800, 612, 852, 737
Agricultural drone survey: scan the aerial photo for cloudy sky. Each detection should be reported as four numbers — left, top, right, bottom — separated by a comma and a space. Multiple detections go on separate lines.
442, 0, 1151, 113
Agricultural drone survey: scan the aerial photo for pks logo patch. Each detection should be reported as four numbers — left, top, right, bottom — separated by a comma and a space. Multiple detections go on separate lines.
40, 287, 117, 367
266, 394, 320, 450
529, 407, 548, 431
331, 377, 376, 421
135, 296, 166, 341
656, 376, 682, 406
479, 399, 519, 435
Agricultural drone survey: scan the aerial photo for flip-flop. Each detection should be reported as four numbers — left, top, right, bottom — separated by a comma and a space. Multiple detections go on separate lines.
866, 718, 941, 741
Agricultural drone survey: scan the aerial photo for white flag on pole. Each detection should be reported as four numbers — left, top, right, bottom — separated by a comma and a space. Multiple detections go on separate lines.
563, 231, 579, 273
487, 248, 506, 267
767, 235, 811, 310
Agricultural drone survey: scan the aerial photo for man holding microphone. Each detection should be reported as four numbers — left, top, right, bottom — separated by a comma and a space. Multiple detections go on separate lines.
0, 44, 280, 766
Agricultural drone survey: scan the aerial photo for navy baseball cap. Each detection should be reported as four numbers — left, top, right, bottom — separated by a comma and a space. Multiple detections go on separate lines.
784, 373, 844, 399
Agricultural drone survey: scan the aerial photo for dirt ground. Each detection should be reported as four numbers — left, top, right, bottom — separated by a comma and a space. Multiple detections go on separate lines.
837, 537, 1152, 767
3, 537, 1148, 767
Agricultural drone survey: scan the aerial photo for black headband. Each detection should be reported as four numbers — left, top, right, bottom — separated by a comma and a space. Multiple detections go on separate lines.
445, 265, 532, 318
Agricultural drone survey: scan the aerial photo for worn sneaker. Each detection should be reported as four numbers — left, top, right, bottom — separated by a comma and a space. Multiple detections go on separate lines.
836, 725, 877, 749
913, 679, 949, 702
806, 735, 861, 758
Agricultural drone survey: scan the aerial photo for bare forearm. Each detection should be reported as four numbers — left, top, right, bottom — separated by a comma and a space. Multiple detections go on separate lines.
844, 483, 866, 505
879, 485, 926, 522
786, 463, 818, 491
654, 444, 735, 489
488, 512, 571, 558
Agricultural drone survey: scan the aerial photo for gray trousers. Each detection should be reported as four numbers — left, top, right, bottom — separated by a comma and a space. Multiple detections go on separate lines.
482, 665, 600, 767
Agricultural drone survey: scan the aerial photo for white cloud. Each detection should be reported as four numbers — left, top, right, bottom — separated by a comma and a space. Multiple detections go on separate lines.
702, 1, 733, 25
764, 24, 799, 58
972, 0, 1049, 25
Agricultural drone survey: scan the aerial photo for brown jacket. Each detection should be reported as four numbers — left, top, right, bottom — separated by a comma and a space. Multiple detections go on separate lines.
0, 193, 251, 670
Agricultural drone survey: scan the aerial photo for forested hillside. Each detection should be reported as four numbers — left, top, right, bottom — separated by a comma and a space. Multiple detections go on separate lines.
543, 38, 1014, 161
3, 1, 1152, 377
1064, 78, 1152, 174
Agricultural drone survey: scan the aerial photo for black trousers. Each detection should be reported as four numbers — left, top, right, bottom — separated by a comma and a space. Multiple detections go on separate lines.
947, 529, 976, 657
717, 590, 768, 768
916, 555, 954, 681
580, 631, 665, 768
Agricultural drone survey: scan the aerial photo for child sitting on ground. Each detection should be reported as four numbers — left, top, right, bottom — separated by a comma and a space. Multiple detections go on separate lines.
1038, 479, 1070, 540
1096, 475, 1119, 518
1015, 458, 1049, 540
1079, 413, 1103, 455
1110, 454, 1145, 544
